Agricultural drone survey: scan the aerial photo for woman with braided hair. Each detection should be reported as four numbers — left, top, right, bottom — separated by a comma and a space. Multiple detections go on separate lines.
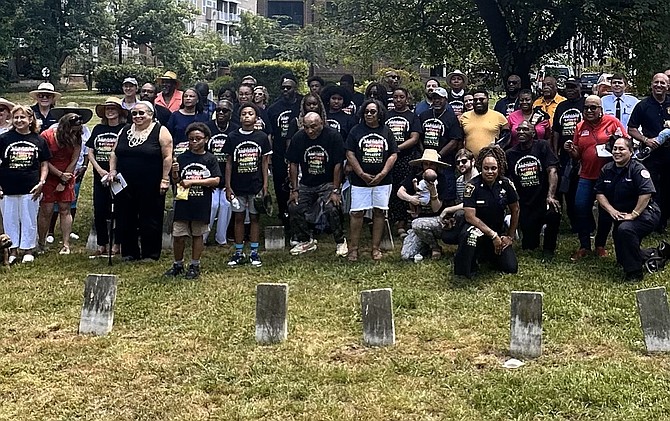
454, 145, 519, 278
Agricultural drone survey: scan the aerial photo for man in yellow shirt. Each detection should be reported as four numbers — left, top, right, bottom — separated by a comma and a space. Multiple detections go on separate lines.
461, 89, 510, 157
533, 76, 566, 127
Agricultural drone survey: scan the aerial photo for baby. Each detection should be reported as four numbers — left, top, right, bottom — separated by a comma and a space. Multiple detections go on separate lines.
637, 120, 670, 161
409, 169, 438, 217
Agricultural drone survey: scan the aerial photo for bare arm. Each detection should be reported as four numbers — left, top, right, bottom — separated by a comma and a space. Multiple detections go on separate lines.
629, 126, 660, 150
439, 139, 461, 159
225, 157, 234, 200
346, 150, 373, 184
262, 153, 270, 195
159, 126, 173, 181
398, 131, 420, 151
369, 152, 398, 186
288, 162, 299, 204
30, 161, 49, 200
546, 166, 560, 211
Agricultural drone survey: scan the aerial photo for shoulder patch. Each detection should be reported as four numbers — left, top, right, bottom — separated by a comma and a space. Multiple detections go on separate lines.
507, 179, 517, 192
641, 169, 651, 179
464, 183, 475, 198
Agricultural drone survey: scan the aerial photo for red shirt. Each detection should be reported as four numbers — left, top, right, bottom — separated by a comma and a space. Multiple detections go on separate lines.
573, 115, 626, 180
156, 90, 184, 113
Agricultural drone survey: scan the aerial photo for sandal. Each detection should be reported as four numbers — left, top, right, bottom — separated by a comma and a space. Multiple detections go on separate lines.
347, 248, 359, 262
371, 249, 383, 261
431, 248, 442, 260
59, 246, 71, 255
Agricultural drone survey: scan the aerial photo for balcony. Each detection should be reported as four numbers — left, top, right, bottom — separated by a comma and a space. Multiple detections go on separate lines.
215, 10, 241, 22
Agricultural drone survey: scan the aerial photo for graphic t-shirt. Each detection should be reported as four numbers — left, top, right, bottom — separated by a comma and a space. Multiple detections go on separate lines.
552, 98, 585, 162
448, 90, 465, 116
385, 109, 422, 157
86, 123, 124, 179
345, 123, 399, 187
222, 129, 272, 196
206, 120, 239, 187
506, 140, 559, 208
418, 108, 462, 163
326, 111, 356, 141
267, 98, 302, 157
461, 110, 508, 157
0, 130, 51, 195
285, 126, 345, 187
174, 150, 221, 222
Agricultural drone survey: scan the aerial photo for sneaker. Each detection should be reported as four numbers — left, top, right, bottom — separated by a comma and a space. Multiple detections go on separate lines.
250, 251, 262, 267
163, 263, 184, 277
336, 239, 348, 257
635, 146, 652, 161
46, 235, 54, 244
595, 246, 608, 257
228, 252, 246, 267
184, 264, 200, 279
8, 255, 17, 265
570, 248, 590, 261
290, 239, 318, 255
21, 254, 34, 263
69, 232, 80, 240
289, 236, 300, 247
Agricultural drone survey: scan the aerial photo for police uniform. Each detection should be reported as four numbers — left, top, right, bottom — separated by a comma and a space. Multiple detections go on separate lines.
595, 160, 660, 277
454, 174, 519, 278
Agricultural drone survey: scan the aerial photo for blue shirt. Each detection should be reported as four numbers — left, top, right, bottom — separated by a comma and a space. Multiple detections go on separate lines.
166, 111, 210, 144
602, 93, 639, 128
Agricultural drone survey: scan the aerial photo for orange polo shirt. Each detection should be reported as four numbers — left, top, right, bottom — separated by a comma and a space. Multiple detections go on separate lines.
533, 94, 566, 127
156, 90, 184, 113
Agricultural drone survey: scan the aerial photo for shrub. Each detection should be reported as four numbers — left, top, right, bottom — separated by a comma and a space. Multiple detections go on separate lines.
230, 60, 309, 101
374, 67, 424, 106
94, 65, 164, 94
211, 75, 235, 99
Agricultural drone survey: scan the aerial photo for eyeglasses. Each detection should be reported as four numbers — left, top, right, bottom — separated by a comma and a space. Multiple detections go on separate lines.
584, 105, 601, 111
457, 159, 470, 165
253, 92, 264, 96
131, 110, 147, 116
140, 89, 155, 94
216, 108, 231, 113
364, 109, 378, 115
37, 93, 53, 99
188, 136, 206, 142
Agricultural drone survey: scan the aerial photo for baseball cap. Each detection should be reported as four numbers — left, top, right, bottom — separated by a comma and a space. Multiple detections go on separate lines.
431, 87, 448, 98
123, 77, 138, 86
565, 77, 579, 86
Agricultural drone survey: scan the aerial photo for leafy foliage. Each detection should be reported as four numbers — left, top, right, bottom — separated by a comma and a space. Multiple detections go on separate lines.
93, 64, 163, 94
230, 60, 309, 99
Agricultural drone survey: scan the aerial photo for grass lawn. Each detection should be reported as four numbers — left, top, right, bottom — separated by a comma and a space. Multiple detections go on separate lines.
1, 90, 670, 420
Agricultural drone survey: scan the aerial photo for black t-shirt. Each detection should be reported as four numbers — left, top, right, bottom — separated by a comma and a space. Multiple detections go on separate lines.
385, 109, 422, 158
418, 108, 463, 164
285, 126, 345, 187
506, 140, 559, 209
595, 160, 656, 212
628, 96, 670, 138
206, 120, 239, 188
552, 97, 585, 161
115, 123, 164, 184
154, 104, 171, 126
401, 168, 449, 217
494, 96, 519, 117
463, 174, 519, 233
0, 130, 51, 195
86, 123, 124, 179
326, 111, 356, 141
231, 105, 272, 135
174, 150, 221, 222
345, 123, 399, 187
222, 129, 272, 196
447, 90, 465, 116
267, 97, 302, 157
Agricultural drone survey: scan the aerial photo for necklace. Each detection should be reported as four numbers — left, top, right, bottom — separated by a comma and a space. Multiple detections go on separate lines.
216, 121, 229, 132
128, 122, 155, 147
433, 108, 446, 119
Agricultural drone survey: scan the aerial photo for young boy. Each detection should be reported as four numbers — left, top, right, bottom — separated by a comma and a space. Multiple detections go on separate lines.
164, 122, 221, 279
223, 103, 272, 267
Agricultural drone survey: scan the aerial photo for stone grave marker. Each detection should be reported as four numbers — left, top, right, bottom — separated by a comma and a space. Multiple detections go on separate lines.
256, 283, 288, 344
361, 288, 395, 346
86, 224, 97, 251
510, 291, 543, 359
264, 226, 285, 250
162, 209, 174, 249
79, 274, 117, 336
636, 286, 670, 353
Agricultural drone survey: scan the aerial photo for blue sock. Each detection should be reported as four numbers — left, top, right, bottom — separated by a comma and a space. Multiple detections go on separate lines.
251, 242, 259, 252
235, 244, 243, 253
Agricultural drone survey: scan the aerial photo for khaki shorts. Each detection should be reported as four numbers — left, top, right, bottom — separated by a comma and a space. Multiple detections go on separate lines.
173, 220, 210, 237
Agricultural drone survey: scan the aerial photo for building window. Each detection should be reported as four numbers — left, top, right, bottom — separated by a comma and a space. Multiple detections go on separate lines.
268, 1, 304, 26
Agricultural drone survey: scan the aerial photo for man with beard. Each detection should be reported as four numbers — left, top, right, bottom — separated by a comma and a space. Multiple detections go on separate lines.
551, 77, 585, 229
155, 71, 184, 112
533, 76, 565, 126
139, 83, 171, 126
602, 73, 639, 128
382, 70, 401, 111
628, 73, 670, 232
446, 70, 468, 117
415, 79, 440, 116
418, 87, 462, 203
506, 120, 561, 258
461, 89, 509, 157
267, 74, 303, 228
494, 74, 521, 117
286, 112, 347, 257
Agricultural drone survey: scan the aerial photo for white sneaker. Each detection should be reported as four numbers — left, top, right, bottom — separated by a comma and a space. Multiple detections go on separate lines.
46, 235, 54, 244
69, 232, 80, 240
22, 254, 35, 263
8, 255, 17, 265
336, 239, 348, 257
290, 239, 318, 255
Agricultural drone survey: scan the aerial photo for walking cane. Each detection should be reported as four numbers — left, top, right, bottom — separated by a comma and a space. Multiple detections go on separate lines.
108, 185, 115, 266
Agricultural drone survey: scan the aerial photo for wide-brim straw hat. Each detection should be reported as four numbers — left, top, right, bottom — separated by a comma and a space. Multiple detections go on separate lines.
156, 71, 181, 88
50, 102, 93, 124
446, 70, 469, 86
0, 97, 16, 111
409, 149, 450, 168
29, 82, 62, 101
95, 97, 127, 119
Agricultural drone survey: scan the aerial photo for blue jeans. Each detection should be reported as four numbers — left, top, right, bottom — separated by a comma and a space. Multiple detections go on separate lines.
575, 177, 611, 249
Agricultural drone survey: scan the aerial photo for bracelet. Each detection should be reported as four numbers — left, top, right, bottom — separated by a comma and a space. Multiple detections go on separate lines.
161, 178, 170, 183
430, 195, 438, 200
491, 232, 499, 240
632, 210, 640, 217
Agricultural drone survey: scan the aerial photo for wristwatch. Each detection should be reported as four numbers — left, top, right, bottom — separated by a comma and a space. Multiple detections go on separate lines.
332, 188, 341, 194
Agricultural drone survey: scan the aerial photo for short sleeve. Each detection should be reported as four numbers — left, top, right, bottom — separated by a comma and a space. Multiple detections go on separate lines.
462, 182, 477, 208
284, 132, 302, 163
634, 163, 656, 195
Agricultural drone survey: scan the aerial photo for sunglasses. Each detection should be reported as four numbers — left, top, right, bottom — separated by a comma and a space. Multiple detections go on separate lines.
69, 115, 83, 126
216, 108, 231, 113
281, 86, 293, 90
457, 159, 470, 165
364, 109, 378, 115
131, 110, 147, 116
37, 93, 53, 99
387, 75, 400, 79
507, 80, 520, 85
584, 105, 601, 111
473, 98, 487, 102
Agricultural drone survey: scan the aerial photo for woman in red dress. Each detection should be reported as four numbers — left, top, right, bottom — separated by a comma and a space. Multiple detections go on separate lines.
37, 113, 84, 254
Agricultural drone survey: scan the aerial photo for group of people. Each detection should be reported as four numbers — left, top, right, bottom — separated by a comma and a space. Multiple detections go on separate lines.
0, 67, 665, 282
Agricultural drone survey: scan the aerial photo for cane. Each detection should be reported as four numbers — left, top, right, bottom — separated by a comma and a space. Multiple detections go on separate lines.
108, 185, 115, 266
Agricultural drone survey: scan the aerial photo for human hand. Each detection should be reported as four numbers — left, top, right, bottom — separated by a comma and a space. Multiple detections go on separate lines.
327, 192, 342, 207
159, 179, 170, 194
360, 172, 374, 185
30, 183, 43, 201
647, 138, 661, 150
493, 235, 503, 255
547, 196, 560, 213
179, 179, 192, 188
288, 190, 299, 205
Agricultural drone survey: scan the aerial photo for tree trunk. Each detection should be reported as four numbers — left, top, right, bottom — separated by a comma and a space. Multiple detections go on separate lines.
118, 36, 123, 65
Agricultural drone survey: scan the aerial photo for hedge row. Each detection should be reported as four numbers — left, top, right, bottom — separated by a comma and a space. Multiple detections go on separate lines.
94, 65, 164, 94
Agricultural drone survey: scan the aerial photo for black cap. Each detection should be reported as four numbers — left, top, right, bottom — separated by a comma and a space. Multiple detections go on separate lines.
565, 77, 579, 87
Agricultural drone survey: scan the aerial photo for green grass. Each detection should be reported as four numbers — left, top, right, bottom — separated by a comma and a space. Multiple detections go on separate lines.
1, 91, 670, 420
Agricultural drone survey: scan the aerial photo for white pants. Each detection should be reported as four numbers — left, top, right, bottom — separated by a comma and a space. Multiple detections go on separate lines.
350, 184, 392, 212
206, 188, 232, 245
1, 194, 39, 250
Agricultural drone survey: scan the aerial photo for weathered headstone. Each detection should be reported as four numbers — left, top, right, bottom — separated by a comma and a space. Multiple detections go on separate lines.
636, 286, 670, 353
264, 226, 285, 250
78, 274, 117, 336
510, 291, 543, 359
361, 288, 395, 347
162, 209, 174, 249
85, 225, 97, 251
255, 283, 288, 344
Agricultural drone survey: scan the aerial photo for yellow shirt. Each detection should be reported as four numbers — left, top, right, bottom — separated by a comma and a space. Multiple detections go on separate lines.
460, 110, 508, 157
533, 94, 566, 127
